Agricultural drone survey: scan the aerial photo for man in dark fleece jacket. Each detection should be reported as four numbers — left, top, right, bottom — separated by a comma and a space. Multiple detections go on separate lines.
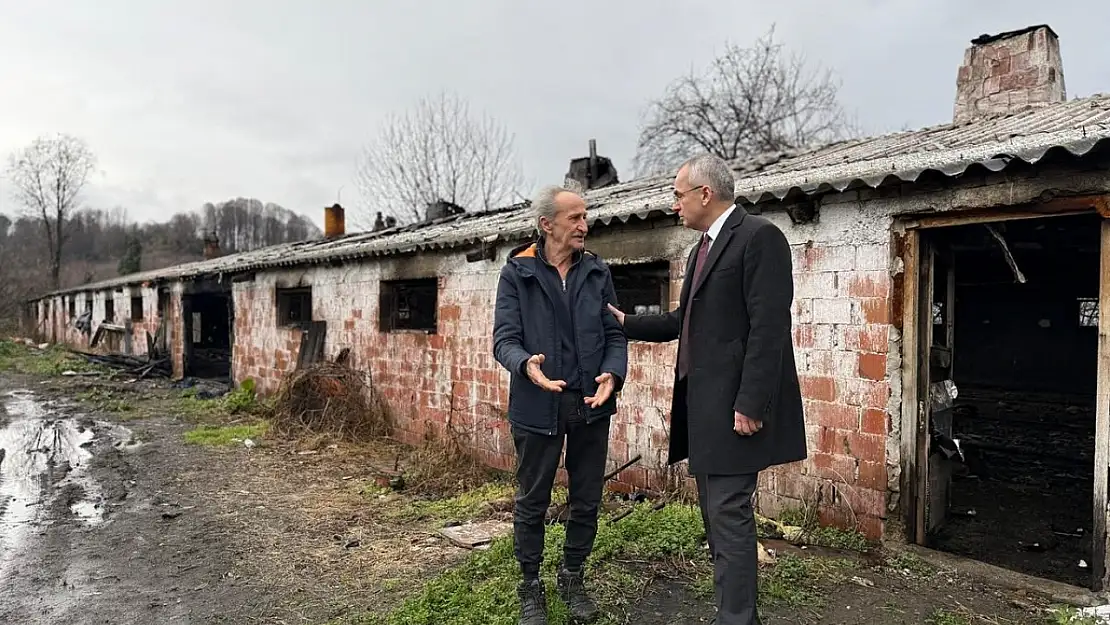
493, 185, 628, 625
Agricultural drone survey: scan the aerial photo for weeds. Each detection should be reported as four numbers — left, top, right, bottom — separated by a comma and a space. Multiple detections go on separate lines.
1050, 606, 1101, 625
926, 608, 972, 625
885, 550, 937, 577
399, 482, 516, 523
0, 339, 104, 376
759, 554, 853, 610
184, 422, 268, 446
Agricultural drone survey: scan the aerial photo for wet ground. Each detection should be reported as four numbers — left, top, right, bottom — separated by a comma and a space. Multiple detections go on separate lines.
0, 376, 255, 625
0, 367, 1100, 625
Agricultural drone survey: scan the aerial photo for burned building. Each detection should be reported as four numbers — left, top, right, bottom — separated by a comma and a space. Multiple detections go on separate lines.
25, 24, 1110, 592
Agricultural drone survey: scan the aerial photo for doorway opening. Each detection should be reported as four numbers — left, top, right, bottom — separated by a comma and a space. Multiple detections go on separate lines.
914, 212, 1100, 587
182, 287, 233, 380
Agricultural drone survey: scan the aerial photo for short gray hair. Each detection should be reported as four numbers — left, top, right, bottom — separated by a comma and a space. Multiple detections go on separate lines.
680, 154, 735, 203
531, 185, 575, 229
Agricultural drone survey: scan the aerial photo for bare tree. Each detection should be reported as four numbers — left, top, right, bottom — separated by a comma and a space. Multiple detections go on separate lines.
6, 133, 97, 289
353, 91, 526, 227
633, 26, 859, 176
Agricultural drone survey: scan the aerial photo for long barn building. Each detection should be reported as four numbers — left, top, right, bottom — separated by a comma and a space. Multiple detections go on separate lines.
26, 25, 1110, 591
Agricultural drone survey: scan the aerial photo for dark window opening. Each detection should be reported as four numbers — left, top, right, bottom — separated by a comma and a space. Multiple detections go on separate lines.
379, 278, 438, 333
104, 297, 115, 322
277, 288, 312, 327
610, 260, 671, 315
1078, 297, 1098, 327
68, 297, 76, 318
85, 296, 93, 313
131, 296, 144, 321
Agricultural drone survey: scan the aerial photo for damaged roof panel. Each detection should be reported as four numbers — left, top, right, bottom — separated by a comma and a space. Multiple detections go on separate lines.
38, 93, 1110, 298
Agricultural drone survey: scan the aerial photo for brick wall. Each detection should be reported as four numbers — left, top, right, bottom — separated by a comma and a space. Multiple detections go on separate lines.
224, 210, 896, 538
33, 286, 163, 358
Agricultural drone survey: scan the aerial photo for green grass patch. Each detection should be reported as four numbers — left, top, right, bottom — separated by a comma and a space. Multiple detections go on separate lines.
925, 608, 971, 625
1049, 606, 1101, 625
341, 502, 702, 625
184, 422, 268, 446
344, 498, 859, 624
0, 339, 105, 376
399, 482, 516, 522
884, 549, 937, 577
759, 554, 853, 610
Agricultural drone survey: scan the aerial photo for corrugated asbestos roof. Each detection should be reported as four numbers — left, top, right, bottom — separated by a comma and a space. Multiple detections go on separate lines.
40, 93, 1110, 298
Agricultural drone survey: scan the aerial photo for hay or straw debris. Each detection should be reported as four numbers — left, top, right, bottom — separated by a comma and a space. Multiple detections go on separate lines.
267, 362, 393, 441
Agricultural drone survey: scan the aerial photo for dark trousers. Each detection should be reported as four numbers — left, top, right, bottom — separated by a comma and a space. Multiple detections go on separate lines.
512, 391, 611, 576
696, 472, 761, 625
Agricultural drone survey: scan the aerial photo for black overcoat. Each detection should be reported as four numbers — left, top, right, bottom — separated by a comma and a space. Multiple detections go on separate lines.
623, 208, 807, 475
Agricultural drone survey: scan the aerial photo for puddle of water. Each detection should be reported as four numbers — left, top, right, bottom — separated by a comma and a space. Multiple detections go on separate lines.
0, 389, 124, 578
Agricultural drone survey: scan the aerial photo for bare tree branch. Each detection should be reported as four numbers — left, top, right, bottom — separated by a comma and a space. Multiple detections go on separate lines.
633, 25, 860, 177
5, 133, 97, 290
352, 91, 526, 229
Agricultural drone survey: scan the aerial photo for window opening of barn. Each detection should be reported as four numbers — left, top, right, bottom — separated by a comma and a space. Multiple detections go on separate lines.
609, 260, 671, 315
379, 278, 438, 333
276, 287, 313, 327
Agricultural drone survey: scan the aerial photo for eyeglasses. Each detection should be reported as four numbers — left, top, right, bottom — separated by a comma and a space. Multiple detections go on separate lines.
673, 185, 706, 201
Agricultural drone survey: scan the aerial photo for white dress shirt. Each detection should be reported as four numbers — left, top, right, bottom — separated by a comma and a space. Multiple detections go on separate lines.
704, 204, 736, 250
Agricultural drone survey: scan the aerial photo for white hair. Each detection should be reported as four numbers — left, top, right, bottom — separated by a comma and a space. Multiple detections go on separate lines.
531, 185, 576, 230
680, 154, 735, 203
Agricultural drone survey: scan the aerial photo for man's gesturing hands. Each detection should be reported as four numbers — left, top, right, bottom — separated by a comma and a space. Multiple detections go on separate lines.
585, 373, 614, 408
526, 354, 615, 408
525, 354, 566, 392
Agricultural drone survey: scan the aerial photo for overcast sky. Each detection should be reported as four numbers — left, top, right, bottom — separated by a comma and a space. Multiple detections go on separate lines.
1, 1, 1107, 230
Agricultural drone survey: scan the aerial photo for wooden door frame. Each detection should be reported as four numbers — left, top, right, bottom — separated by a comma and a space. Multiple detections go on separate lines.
898, 196, 1110, 590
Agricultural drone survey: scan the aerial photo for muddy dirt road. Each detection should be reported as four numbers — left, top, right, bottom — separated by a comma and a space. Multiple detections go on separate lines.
0, 377, 264, 625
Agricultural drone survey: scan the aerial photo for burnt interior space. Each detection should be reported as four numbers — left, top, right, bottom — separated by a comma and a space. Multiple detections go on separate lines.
104, 296, 115, 322
379, 278, 438, 333
923, 213, 1100, 587
611, 261, 671, 314
183, 292, 232, 380
131, 296, 143, 321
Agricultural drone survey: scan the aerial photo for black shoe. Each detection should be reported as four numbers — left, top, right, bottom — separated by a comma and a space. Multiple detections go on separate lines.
517, 578, 548, 625
557, 567, 599, 623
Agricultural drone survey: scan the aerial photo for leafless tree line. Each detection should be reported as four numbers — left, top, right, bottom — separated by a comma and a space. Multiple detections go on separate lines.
353, 27, 858, 226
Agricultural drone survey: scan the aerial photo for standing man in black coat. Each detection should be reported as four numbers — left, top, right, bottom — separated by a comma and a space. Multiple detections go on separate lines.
607, 154, 806, 625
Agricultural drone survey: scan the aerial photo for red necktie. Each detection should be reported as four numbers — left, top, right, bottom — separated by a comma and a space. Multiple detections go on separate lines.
677, 233, 711, 379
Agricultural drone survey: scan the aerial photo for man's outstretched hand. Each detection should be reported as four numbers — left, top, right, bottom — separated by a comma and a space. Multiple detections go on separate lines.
606, 303, 625, 326
525, 354, 566, 392
585, 372, 615, 408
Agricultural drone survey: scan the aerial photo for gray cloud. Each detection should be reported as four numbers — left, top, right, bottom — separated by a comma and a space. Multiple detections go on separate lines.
1, 0, 1107, 229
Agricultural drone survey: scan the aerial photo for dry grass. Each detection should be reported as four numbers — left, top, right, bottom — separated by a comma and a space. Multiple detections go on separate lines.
266, 362, 394, 441
401, 427, 504, 496
181, 436, 472, 615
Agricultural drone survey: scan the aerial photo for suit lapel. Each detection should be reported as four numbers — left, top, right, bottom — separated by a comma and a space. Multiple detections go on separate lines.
691, 207, 746, 297
678, 243, 699, 311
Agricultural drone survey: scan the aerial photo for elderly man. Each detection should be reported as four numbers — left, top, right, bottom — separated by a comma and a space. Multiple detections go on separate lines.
608, 154, 807, 625
493, 185, 628, 625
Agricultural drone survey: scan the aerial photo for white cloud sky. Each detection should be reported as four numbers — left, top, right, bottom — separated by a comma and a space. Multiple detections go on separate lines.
1, 0, 1107, 229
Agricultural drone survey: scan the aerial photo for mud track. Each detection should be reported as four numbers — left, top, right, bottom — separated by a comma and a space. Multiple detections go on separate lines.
0, 378, 263, 625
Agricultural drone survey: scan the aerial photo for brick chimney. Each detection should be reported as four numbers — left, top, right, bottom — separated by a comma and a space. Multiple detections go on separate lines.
564, 139, 619, 192
202, 231, 221, 259
324, 203, 345, 238
953, 25, 1066, 124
